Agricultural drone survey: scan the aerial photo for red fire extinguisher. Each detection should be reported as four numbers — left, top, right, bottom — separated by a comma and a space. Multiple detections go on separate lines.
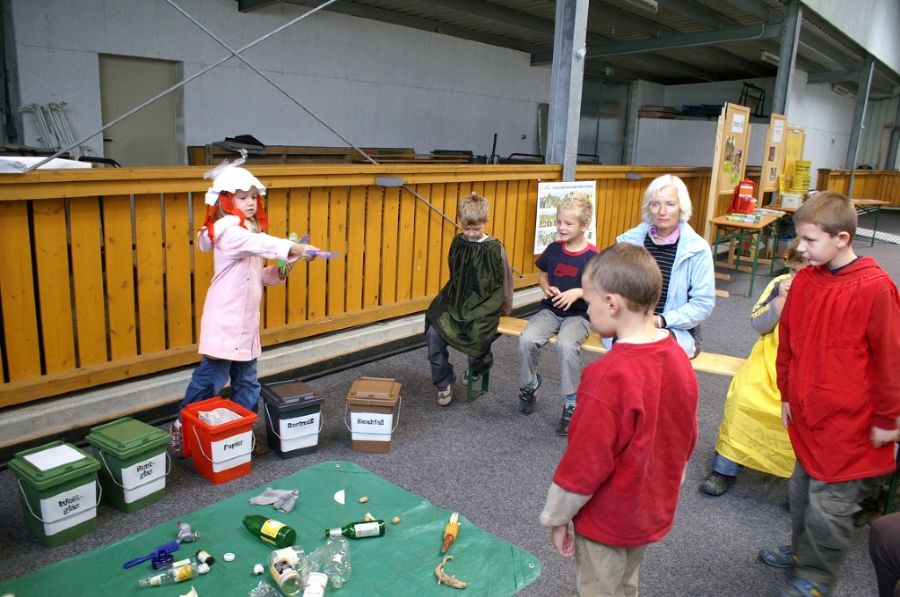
730, 179, 756, 214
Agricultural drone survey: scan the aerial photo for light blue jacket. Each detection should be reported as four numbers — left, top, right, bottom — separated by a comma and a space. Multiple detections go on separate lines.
617, 221, 716, 357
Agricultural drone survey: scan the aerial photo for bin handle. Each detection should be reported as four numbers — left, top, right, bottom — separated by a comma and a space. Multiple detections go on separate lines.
17, 478, 102, 524
97, 451, 170, 490
264, 402, 324, 441
191, 426, 255, 464
343, 395, 402, 433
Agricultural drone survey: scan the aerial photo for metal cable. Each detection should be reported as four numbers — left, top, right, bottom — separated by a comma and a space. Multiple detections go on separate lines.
165, 0, 378, 165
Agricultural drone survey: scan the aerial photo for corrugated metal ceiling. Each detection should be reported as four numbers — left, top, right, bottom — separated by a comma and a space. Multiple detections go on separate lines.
239, 0, 899, 97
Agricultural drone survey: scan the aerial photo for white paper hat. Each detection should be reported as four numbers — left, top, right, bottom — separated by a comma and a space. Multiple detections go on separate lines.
203, 151, 266, 205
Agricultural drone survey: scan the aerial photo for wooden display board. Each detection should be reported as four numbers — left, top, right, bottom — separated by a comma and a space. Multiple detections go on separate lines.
758, 113, 787, 193
783, 127, 806, 190
704, 103, 752, 242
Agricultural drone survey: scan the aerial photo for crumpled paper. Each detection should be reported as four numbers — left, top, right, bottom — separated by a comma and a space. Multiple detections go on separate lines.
249, 487, 300, 513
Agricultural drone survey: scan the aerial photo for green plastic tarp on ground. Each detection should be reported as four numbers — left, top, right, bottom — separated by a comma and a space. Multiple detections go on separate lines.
1, 460, 541, 596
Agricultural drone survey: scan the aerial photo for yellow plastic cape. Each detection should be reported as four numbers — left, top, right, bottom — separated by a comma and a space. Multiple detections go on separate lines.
714, 274, 796, 478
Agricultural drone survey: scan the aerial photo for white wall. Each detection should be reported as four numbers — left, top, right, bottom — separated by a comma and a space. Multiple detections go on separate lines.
10, 0, 550, 161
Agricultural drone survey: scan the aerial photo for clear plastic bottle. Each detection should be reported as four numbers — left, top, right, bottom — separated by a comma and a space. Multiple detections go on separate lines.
168, 419, 183, 456
267, 546, 307, 596
138, 561, 205, 587
322, 536, 351, 588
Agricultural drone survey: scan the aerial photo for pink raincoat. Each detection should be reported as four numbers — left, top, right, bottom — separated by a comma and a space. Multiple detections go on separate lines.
197, 215, 296, 361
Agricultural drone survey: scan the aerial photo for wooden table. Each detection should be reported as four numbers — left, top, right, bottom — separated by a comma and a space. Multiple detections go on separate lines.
710, 213, 784, 297
767, 198, 888, 247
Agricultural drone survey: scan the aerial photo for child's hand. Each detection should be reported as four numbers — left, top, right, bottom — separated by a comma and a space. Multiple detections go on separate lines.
781, 402, 791, 429
551, 288, 582, 311
289, 242, 320, 262
550, 524, 575, 558
542, 285, 560, 300
870, 425, 900, 448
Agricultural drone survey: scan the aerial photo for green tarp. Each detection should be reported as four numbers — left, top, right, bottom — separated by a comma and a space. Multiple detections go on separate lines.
1, 461, 541, 596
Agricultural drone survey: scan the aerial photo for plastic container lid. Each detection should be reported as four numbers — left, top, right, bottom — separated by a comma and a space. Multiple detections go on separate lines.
9, 441, 100, 490
261, 380, 322, 407
346, 377, 401, 407
85, 417, 169, 460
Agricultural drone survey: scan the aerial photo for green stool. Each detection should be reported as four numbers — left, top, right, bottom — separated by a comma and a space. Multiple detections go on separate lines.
465, 370, 490, 401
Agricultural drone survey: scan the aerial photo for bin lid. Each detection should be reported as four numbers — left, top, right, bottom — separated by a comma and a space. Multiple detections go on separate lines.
347, 377, 401, 404
261, 379, 321, 407
85, 417, 169, 459
9, 441, 99, 489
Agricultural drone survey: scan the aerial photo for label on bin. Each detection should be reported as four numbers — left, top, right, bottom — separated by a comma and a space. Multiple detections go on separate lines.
350, 412, 393, 436
119, 452, 166, 503
39, 480, 97, 535
278, 412, 320, 440
210, 430, 253, 472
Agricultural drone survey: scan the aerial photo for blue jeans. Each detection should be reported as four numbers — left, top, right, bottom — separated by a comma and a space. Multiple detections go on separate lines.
712, 451, 743, 476
180, 356, 261, 412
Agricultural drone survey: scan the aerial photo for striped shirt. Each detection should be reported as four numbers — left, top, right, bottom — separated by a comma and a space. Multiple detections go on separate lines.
643, 237, 677, 315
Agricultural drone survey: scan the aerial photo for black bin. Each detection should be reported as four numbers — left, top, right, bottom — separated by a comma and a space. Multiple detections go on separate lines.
261, 380, 324, 458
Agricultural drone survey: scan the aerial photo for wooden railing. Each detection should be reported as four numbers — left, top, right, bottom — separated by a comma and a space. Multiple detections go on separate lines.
816, 169, 900, 206
0, 164, 712, 408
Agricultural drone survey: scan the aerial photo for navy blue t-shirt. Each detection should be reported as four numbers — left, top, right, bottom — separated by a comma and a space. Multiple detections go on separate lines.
536, 241, 598, 318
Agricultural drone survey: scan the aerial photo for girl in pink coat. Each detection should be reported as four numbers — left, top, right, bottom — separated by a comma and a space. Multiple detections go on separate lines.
180, 161, 317, 412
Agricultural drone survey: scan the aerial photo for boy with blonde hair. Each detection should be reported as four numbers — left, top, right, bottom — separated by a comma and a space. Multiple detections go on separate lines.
540, 243, 698, 596
518, 193, 597, 435
425, 193, 513, 406
760, 191, 900, 597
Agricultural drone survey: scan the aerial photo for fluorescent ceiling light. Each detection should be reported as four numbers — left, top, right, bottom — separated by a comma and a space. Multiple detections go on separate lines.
760, 51, 780, 66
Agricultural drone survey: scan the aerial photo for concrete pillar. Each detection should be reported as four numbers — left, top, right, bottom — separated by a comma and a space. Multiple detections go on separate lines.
846, 55, 875, 196
772, 0, 801, 115
546, 0, 589, 181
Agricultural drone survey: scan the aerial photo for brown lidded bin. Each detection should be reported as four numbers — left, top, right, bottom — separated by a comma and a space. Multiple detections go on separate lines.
345, 377, 401, 453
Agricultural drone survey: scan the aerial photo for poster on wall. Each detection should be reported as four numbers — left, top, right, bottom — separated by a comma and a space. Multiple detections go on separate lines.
533, 180, 597, 255
715, 103, 752, 193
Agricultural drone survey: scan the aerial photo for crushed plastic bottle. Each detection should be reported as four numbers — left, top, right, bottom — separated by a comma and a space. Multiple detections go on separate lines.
322, 536, 351, 588
168, 419, 182, 456
248, 580, 282, 597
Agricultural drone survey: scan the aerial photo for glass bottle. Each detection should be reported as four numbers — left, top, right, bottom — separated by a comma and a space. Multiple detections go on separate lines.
325, 519, 385, 540
267, 546, 306, 596
243, 514, 298, 548
137, 561, 203, 587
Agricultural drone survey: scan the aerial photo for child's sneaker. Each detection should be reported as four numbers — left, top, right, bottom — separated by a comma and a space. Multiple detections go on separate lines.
777, 578, 830, 597
555, 403, 575, 436
437, 385, 453, 407
700, 471, 736, 496
759, 545, 796, 569
459, 369, 481, 386
518, 374, 541, 414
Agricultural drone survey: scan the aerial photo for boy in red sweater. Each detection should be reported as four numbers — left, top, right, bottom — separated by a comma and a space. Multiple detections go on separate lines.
760, 192, 900, 597
540, 243, 698, 595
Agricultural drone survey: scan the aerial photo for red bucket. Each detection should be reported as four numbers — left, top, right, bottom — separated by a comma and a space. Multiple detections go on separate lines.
181, 398, 257, 485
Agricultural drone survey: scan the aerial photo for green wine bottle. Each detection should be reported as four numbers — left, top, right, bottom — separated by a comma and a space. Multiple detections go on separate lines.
325, 519, 386, 539
243, 514, 298, 548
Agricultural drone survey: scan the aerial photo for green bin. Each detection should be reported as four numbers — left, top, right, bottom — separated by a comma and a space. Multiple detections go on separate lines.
86, 417, 170, 513
9, 441, 101, 547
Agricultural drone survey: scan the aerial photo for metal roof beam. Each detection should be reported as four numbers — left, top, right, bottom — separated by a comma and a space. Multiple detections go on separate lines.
718, 0, 772, 23
647, 54, 718, 82
533, 22, 781, 64
278, 0, 543, 54
797, 31, 860, 70
662, 0, 740, 29
413, 0, 554, 35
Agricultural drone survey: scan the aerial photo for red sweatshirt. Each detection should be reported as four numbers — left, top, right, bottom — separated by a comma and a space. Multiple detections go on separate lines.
552, 334, 698, 547
777, 256, 900, 482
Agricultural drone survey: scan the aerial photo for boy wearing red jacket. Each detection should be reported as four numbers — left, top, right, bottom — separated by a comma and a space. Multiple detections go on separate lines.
540, 243, 698, 595
760, 192, 900, 597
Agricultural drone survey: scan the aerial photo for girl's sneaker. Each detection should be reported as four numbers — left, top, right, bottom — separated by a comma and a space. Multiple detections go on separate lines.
759, 545, 796, 569
778, 578, 830, 597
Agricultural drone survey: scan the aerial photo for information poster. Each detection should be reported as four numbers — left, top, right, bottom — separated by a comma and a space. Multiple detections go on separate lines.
716, 103, 752, 193
759, 113, 787, 193
533, 180, 597, 255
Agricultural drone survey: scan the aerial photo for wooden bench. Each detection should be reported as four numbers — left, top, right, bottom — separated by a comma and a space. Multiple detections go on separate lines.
498, 316, 746, 378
